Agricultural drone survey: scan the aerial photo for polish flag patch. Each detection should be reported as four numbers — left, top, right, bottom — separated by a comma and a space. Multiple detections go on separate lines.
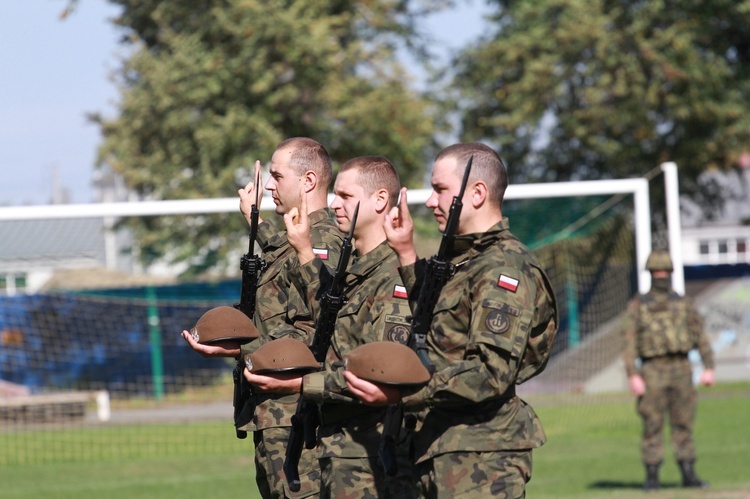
497, 274, 519, 293
312, 248, 329, 260
393, 285, 408, 299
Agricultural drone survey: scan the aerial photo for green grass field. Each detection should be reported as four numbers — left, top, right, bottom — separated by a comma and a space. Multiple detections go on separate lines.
527, 382, 750, 498
1, 383, 748, 498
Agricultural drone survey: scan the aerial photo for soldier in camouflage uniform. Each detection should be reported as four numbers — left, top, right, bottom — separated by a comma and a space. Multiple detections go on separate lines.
346, 143, 559, 498
244, 156, 416, 498
622, 250, 715, 492
182, 137, 343, 498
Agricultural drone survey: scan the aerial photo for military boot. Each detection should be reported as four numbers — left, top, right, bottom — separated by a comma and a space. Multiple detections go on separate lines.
678, 460, 708, 488
643, 463, 660, 492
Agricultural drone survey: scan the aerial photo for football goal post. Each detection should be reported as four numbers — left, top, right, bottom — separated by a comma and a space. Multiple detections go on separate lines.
2, 165, 691, 466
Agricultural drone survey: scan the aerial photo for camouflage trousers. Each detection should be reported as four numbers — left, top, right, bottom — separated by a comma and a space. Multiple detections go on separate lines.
319, 455, 417, 499
637, 356, 697, 465
416, 450, 532, 498
253, 427, 321, 498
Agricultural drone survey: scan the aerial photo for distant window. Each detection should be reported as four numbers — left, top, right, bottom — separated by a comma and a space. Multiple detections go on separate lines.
718, 240, 728, 254
699, 241, 710, 255
738, 239, 747, 254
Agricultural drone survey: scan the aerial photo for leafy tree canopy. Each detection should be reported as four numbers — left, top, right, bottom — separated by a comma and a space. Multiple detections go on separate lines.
450, 0, 750, 220
91, 0, 447, 274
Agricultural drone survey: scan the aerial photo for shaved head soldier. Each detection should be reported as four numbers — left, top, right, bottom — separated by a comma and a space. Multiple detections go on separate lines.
182, 137, 343, 498
346, 142, 559, 497
242, 156, 417, 497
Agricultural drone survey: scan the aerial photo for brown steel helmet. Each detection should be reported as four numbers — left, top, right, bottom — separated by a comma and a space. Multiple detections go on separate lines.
344, 342, 431, 387
645, 250, 673, 272
190, 306, 259, 345
245, 336, 320, 374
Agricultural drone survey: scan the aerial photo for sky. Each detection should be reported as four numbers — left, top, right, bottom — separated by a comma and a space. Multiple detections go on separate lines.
0, 1, 489, 207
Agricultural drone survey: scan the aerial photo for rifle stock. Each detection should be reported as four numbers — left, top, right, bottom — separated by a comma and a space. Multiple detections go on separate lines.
283, 203, 359, 492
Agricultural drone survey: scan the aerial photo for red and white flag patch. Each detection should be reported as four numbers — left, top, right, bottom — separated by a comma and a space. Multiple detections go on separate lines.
312, 248, 329, 260
497, 274, 519, 292
393, 284, 408, 299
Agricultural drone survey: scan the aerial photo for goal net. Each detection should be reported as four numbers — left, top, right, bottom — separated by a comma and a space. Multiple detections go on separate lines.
1, 180, 646, 466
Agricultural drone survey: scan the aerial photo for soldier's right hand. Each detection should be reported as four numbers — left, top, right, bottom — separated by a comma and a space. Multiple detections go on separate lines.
343, 370, 402, 406
243, 367, 303, 394
384, 187, 417, 266
181, 329, 241, 359
284, 185, 315, 264
628, 374, 646, 397
239, 160, 264, 226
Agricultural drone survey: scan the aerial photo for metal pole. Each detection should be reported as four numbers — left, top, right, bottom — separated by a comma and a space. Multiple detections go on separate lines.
566, 277, 580, 348
146, 286, 165, 400
633, 179, 652, 294
661, 162, 685, 295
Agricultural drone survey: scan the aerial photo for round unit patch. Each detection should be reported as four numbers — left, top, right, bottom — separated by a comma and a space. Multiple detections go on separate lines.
387, 324, 410, 344
486, 310, 510, 334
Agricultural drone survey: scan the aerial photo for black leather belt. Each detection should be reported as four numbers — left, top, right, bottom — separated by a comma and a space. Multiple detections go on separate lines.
641, 352, 688, 362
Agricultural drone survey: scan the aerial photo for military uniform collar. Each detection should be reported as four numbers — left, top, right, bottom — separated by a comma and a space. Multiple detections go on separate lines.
348, 240, 393, 278
450, 217, 510, 256
309, 207, 337, 227
645, 288, 679, 301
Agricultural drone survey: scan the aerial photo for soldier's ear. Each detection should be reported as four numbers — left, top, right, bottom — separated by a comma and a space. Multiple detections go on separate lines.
304, 170, 318, 193
470, 181, 488, 209
374, 187, 389, 213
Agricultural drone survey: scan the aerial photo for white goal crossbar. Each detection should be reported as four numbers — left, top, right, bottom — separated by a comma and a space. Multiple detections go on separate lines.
1, 171, 686, 295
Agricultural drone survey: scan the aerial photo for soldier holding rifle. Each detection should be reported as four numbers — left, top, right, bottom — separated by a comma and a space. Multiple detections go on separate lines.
345, 143, 559, 498
243, 156, 417, 498
182, 137, 342, 499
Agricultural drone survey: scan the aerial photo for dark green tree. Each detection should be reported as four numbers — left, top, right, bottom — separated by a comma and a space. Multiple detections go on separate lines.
91, 0, 445, 275
450, 0, 750, 221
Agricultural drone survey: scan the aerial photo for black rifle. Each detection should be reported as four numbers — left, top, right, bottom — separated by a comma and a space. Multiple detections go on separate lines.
283, 203, 359, 492
379, 155, 474, 475
233, 168, 265, 440
407, 155, 472, 369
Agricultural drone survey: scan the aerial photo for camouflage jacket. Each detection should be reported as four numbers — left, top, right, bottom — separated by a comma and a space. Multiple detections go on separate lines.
239, 208, 343, 431
297, 241, 412, 458
622, 289, 714, 377
399, 218, 558, 462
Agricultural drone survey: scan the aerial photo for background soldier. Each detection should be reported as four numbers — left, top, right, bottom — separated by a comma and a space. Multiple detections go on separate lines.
244, 156, 416, 498
182, 137, 343, 498
346, 143, 559, 498
622, 250, 715, 491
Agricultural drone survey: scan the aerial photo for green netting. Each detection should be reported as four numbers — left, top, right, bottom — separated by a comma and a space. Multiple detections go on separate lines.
517, 195, 638, 393
503, 195, 616, 248
1, 194, 639, 467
